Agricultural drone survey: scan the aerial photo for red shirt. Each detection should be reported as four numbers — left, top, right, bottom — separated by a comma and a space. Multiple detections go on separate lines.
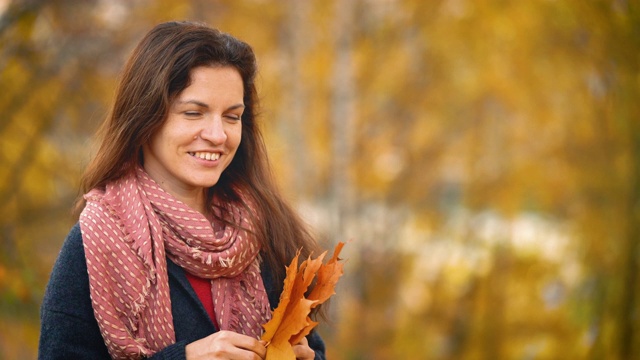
185, 272, 217, 327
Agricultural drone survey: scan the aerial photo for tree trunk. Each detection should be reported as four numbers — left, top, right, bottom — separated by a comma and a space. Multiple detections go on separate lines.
280, 0, 311, 197
330, 0, 356, 244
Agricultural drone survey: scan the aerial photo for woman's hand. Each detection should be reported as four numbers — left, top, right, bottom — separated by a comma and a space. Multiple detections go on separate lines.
185, 330, 267, 360
293, 336, 315, 360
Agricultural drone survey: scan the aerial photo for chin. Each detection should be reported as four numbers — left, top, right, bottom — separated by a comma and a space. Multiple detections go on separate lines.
190, 173, 222, 187
198, 181, 220, 189
200, 178, 222, 188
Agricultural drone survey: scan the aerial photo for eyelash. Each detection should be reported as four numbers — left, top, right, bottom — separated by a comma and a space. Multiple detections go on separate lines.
183, 112, 241, 120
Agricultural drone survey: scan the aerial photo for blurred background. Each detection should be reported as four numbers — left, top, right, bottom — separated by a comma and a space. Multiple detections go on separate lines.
1, 0, 639, 359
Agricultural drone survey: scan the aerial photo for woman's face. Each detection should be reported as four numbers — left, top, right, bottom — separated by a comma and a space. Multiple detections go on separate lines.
142, 65, 244, 205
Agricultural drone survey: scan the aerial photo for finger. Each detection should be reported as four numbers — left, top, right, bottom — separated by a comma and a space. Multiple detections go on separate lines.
251, 341, 267, 359
229, 333, 266, 358
212, 331, 267, 358
292, 341, 314, 360
295, 337, 309, 347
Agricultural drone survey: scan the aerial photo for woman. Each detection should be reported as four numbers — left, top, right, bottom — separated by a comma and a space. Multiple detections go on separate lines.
39, 21, 325, 360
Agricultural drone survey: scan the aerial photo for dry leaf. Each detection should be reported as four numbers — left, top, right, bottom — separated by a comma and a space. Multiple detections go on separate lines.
306, 242, 345, 304
290, 242, 345, 345
261, 242, 346, 360
261, 252, 300, 343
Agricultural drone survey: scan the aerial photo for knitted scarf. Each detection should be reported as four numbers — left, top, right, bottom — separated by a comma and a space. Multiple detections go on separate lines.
79, 167, 271, 359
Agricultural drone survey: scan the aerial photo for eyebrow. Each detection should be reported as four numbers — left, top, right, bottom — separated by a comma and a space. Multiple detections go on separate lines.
177, 100, 245, 111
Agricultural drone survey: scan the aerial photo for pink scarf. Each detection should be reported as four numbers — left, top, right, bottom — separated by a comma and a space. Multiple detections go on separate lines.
79, 167, 271, 359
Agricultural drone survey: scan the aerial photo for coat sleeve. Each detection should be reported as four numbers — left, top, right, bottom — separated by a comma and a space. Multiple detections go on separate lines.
38, 224, 188, 360
38, 224, 111, 359
308, 330, 327, 360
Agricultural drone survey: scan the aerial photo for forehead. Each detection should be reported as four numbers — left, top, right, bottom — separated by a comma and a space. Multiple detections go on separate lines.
177, 65, 244, 101
188, 65, 242, 84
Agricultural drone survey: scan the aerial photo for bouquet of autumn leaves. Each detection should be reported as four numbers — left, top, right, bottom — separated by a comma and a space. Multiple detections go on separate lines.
261, 242, 345, 359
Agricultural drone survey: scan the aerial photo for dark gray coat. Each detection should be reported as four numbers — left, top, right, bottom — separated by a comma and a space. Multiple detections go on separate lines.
39, 223, 326, 359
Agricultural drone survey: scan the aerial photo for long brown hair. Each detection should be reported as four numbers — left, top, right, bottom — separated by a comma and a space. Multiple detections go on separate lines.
78, 21, 321, 302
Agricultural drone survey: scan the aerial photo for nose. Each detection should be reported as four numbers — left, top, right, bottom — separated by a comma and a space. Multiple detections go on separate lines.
199, 116, 227, 144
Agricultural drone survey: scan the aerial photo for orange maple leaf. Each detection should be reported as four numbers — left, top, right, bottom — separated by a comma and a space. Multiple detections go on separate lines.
289, 242, 345, 345
261, 252, 300, 343
261, 243, 345, 360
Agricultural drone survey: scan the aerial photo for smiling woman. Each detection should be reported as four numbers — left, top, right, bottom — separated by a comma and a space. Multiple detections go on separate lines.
38, 21, 325, 360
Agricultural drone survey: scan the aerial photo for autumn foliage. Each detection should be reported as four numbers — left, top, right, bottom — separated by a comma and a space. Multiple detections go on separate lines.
3, 0, 640, 358
261, 243, 345, 359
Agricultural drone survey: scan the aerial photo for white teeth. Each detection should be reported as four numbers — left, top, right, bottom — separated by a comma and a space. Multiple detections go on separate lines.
192, 152, 220, 161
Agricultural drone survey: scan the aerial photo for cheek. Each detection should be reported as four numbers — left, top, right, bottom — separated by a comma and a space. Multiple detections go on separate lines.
231, 127, 243, 150
160, 125, 192, 151
144, 133, 162, 157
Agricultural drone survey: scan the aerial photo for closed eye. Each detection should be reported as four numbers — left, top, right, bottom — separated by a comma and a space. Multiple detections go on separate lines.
225, 114, 242, 120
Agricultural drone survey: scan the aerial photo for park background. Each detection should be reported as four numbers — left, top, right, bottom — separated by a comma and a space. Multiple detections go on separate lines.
1, 0, 639, 359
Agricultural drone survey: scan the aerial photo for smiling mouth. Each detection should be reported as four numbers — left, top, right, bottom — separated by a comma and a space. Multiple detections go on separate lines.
189, 152, 221, 161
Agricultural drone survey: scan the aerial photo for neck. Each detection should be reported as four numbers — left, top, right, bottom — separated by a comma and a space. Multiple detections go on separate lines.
175, 188, 207, 215
140, 166, 208, 215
